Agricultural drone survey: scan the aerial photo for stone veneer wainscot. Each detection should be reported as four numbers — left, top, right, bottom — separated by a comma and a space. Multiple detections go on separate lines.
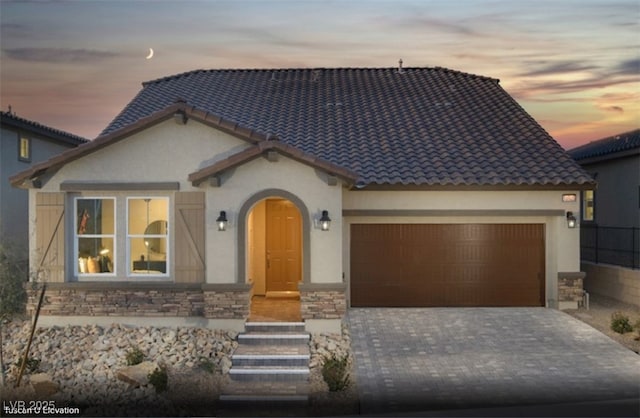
299, 283, 347, 320
557, 272, 586, 310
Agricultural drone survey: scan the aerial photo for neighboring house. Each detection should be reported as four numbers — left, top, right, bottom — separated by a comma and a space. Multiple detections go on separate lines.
568, 129, 640, 306
1, 111, 87, 266
11, 67, 594, 331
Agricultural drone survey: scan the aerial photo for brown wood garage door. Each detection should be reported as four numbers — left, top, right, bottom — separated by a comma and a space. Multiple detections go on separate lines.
350, 224, 545, 307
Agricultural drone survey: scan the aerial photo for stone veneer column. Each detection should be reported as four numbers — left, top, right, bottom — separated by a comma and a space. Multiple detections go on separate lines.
298, 283, 346, 320
202, 283, 251, 320
557, 272, 586, 310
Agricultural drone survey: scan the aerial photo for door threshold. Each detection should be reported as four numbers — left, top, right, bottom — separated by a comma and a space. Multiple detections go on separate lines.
266, 291, 300, 299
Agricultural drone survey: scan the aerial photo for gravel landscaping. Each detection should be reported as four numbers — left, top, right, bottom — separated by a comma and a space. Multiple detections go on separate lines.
1, 320, 357, 417
3, 293, 636, 417
565, 293, 640, 354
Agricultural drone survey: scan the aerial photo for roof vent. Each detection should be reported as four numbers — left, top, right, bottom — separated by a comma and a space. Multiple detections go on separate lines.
311, 70, 321, 82
398, 58, 404, 74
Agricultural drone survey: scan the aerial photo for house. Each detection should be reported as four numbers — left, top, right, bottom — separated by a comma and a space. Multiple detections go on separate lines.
1, 110, 87, 267
568, 129, 640, 306
11, 67, 595, 332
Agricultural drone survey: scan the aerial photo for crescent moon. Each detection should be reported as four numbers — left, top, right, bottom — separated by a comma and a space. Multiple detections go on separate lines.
146, 48, 154, 60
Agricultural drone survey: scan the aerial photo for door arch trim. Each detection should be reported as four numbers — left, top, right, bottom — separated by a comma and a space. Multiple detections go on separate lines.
238, 189, 311, 285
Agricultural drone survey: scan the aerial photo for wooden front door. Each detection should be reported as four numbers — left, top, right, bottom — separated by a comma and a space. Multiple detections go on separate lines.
266, 199, 302, 292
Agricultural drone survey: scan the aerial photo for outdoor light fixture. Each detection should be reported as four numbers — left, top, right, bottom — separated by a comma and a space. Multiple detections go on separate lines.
319, 210, 331, 231
566, 211, 577, 228
216, 211, 228, 231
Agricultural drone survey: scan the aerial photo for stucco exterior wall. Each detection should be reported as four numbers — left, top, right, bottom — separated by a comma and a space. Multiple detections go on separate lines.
28, 119, 344, 287
342, 190, 582, 308
207, 154, 343, 285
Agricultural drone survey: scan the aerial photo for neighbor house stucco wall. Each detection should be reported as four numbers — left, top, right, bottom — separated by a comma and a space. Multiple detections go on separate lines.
342, 190, 582, 308
580, 155, 639, 228
2, 126, 80, 259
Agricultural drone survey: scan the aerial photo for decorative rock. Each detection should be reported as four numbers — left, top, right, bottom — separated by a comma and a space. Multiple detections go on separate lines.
30, 373, 59, 396
220, 357, 232, 374
116, 361, 158, 387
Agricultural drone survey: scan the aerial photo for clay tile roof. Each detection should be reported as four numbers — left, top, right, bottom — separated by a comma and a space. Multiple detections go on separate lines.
100, 67, 594, 188
568, 129, 640, 163
188, 140, 359, 186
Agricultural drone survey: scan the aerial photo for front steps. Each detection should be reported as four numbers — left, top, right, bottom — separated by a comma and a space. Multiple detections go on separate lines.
219, 322, 311, 416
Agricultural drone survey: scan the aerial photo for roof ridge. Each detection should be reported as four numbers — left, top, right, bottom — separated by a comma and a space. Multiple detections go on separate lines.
569, 128, 640, 152
141, 66, 499, 86
0, 111, 88, 143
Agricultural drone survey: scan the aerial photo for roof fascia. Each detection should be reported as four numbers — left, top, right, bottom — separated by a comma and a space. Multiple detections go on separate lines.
351, 182, 597, 191
1, 114, 87, 146
189, 140, 358, 187
9, 102, 270, 189
574, 148, 640, 165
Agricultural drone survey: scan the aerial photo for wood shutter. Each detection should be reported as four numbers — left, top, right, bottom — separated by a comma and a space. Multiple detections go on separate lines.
35, 192, 65, 282
174, 191, 205, 283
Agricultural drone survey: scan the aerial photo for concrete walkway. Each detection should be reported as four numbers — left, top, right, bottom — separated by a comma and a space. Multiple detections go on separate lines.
348, 308, 640, 416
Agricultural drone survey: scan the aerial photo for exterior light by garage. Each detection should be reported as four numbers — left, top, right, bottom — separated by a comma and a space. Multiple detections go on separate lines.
566, 211, 577, 228
319, 210, 331, 231
216, 211, 228, 231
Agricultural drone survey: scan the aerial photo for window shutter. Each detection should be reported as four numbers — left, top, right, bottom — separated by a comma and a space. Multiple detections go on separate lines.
35, 192, 65, 282
174, 192, 205, 283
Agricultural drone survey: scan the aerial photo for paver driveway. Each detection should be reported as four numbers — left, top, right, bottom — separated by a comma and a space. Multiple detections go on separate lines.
348, 308, 640, 415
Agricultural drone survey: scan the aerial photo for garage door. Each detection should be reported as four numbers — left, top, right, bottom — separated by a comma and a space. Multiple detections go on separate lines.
350, 224, 545, 307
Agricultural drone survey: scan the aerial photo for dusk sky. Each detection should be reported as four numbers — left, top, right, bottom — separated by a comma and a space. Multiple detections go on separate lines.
1, 0, 638, 150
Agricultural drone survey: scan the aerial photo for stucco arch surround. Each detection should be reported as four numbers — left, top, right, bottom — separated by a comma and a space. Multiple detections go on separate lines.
237, 188, 311, 285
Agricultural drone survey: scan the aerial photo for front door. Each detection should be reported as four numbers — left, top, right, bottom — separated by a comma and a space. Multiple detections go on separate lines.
266, 199, 302, 292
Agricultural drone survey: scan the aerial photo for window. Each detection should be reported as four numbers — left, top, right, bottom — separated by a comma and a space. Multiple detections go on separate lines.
19, 137, 31, 161
128, 198, 169, 275
583, 190, 595, 221
75, 198, 115, 275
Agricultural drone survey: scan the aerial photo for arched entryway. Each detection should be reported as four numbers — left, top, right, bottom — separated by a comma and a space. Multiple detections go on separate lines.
238, 190, 310, 322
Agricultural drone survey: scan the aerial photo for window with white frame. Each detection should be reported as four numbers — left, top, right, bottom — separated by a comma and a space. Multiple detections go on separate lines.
128, 197, 169, 275
75, 198, 115, 275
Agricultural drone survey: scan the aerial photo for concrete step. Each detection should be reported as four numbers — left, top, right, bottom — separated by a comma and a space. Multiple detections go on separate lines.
245, 321, 306, 333
233, 344, 310, 356
232, 353, 310, 367
237, 332, 310, 345
221, 380, 309, 397
228, 366, 310, 382
217, 400, 309, 418
232, 344, 310, 367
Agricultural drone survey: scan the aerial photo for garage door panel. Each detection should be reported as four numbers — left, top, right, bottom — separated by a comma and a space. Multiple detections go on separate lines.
350, 224, 544, 307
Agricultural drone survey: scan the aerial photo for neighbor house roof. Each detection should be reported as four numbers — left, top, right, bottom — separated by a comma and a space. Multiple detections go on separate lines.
12, 67, 595, 189
1, 111, 88, 146
568, 129, 640, 164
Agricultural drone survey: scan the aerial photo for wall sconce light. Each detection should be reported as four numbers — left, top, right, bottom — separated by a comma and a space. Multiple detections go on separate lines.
319, 210, 331, 231
216, 210, 229, 231
566, 211, 577, 228
216, 211, 228, 231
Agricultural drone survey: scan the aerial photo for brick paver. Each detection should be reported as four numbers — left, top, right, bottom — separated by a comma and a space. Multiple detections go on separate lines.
348, 308, 640, 415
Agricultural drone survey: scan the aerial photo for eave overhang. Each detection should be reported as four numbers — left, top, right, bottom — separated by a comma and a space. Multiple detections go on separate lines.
188, 139, 359, 187
9, 101, 270, 189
